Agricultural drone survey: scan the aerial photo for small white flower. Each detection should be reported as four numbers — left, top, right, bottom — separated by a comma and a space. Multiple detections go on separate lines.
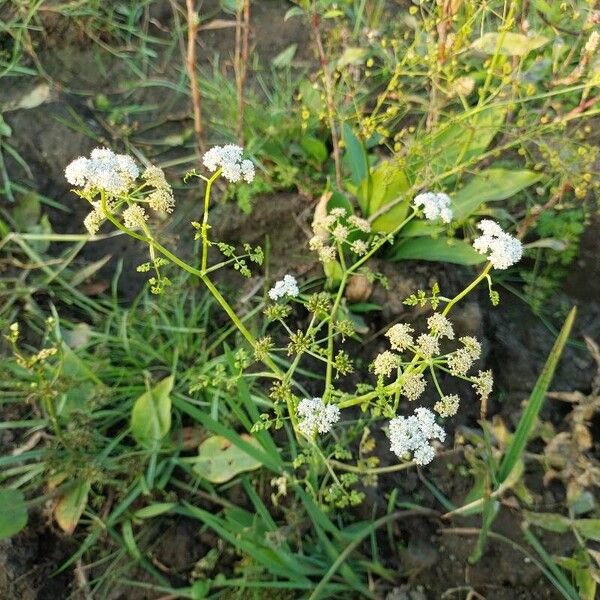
372, 351, 399, 378
434, 394, 460, 418
268, 274, 299, 301
415, 333, 440, 358
329, 207, 347, 218
332, 223, 349, 242
350, 239, 369, 255
83, 205, 104, 235
472, 370, 494, 401
201, 145, 255, 183
297, 397, 340, 437
348, 215, 371, 233
122, 204, 148, 229
388, 407, 446, 466
65, 147, 139, 195
460, 336, 482, 360
386, 323, 414, 352
472, 219, 523, 269
413, 191, 453, 223
401, 372, 426, 401
427, 313, 454, 340
447, 348, 475, 376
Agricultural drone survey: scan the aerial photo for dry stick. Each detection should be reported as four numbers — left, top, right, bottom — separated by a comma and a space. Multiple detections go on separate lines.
185, 0, 203, 153
516, 182, 570, 240
310, 10, 342, 189
235, 0, 251, 144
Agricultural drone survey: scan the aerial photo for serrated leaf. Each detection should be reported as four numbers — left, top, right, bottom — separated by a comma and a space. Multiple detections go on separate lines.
131, 376, 173, 449
0, 488, 28, 539
453, 168, 542, 220
54, 480, 90, 535
472, 32, 549, 56
193, 434, 262, 483
392, 237, 486, 265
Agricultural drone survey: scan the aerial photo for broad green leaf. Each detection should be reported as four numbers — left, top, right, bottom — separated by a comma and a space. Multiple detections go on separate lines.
193, 434, 262, 484
59, 343, 103, 416
342, 123, 368, 187
54, 480, 90, 534
300, 135, 328, 164
411, 105, 506, 178
0, 488, 27, 539
361, 159, 411, 233
13, 192, 41, 231
131, 376, 173, 449
524, 511, 571, 533
574, 519, 600, 542
392, 237, 486, 265
472, 32, 549, 56
497, 307, 576, 483
453, 168, 542, 220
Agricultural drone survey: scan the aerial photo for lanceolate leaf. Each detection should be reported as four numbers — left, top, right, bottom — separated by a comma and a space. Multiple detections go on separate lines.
472, 32, 549, 56
392, 237, 486, 265
497, 307, 576, 483
131, 376, 174, 449
453, 168, 542, 220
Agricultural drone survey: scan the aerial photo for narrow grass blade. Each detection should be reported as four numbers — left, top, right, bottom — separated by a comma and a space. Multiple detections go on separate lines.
497, 306, 576, 483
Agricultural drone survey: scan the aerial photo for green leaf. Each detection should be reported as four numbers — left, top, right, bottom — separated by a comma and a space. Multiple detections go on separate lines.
272, 44, 297, 68
134, 503, 177, 519
472, 32, 549, 56
392, 237, 486, 265
131, 376, 173, 449
0, 114, 12, 137
453, 168, 542, 220
300, 135, 328, 164
411, 105, 506, 178
574, 519, 600, 542
342, 123, 368, 187
497, 307, 576, 483
0, 488, 28, 539
284, 6, 305, 20
337, 47, 367, 68
524, 511, 571, 533
365, 160, 411, 232
193, 434, 262, 483
54, 480, 90, 535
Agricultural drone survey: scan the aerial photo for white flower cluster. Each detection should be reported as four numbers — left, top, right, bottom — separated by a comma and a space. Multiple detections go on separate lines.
413, 191, 453, 223
268, 274, 299, 301
202, 145, 255, 183
297, 397, 340, 438
389, 407, 446, 465
472, 220, 523, 269
65, 148, 139, 195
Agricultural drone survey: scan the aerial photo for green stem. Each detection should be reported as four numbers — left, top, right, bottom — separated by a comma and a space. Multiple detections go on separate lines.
442, 263, 492, 317
201, 171, 221, 273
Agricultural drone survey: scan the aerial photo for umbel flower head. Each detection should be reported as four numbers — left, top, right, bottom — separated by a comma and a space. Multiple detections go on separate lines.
202, 144, 255, 183
413, 191, 453, 223
268, 274, 299, 301
65, 147, 139, 195
297, 397, 340, 438
388, 407, 446, 466
472, 220, 523, 269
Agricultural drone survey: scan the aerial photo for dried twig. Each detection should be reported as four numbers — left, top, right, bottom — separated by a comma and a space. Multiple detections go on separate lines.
310, 9, 342, 188
516, 182, 570, 240
234, 0, 251, 144
185, 0, 203, 154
